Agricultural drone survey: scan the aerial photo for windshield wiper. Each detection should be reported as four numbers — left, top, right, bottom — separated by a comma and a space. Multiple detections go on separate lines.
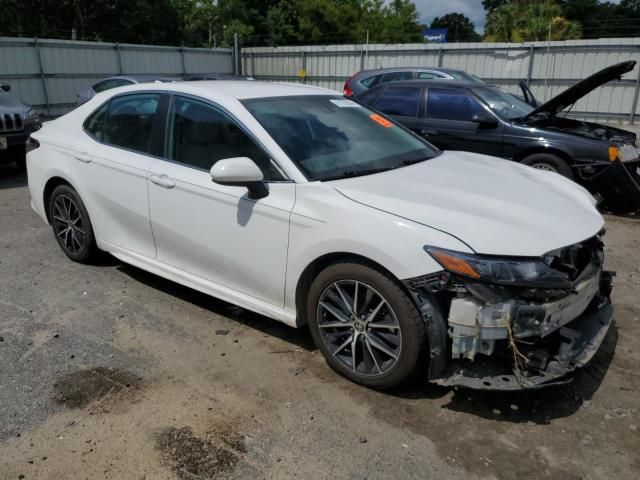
320, 167, 393, 181
401, 156, 431, 166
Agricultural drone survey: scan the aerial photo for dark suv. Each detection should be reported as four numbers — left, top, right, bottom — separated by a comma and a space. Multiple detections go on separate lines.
355, 61, 640, 213
0, 83, 41, 169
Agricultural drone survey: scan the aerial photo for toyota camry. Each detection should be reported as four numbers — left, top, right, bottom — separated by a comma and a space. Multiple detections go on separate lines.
27, 81, 614, 390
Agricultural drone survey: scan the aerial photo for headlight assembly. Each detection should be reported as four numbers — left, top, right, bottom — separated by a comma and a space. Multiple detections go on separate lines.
425, 247, 571, 288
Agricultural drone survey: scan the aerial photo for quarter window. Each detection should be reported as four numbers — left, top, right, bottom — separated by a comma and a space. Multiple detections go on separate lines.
84, 103, 109, 141
426, 88, 484, 122
360, 74, 382, 88
102, 93, 160, 154
166, 96, 284, 180
373, 86, 421, 117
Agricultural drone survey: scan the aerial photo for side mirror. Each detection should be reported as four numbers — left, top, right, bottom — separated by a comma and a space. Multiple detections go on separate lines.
471, 112, 498, 128
210, 157, 268, 199
0, 84, 10, 93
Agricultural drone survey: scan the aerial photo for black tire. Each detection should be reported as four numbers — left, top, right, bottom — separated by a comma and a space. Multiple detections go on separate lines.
521, 153, 573, 179
48, 184, 99, 263
307, 261, 426, 389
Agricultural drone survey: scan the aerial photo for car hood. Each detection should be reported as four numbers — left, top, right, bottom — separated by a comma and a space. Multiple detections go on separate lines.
0, 91, 30, 114
330, 151, 604, 257
522, 61, 636, 121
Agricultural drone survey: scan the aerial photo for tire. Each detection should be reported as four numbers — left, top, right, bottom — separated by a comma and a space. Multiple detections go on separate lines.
521, 153, 573, 179
307, 261, 426, 389
48, 184, 99, 263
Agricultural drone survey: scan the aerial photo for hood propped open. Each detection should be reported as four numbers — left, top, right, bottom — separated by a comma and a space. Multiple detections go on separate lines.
522, 61, 636, 121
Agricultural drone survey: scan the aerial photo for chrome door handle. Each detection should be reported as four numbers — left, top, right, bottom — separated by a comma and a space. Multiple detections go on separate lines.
150, 174, 176, 189
74, 152, 92, 163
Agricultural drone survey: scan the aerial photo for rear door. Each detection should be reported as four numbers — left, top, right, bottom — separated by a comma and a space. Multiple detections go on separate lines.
370, 85, 425, 132
421, 87, 504, 156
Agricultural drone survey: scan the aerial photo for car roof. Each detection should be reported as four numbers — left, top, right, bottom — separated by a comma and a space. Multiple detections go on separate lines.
356, 67, 470, 76
97, 75, 177, 84
102, 80, 336, 100
365, 79, 482, 90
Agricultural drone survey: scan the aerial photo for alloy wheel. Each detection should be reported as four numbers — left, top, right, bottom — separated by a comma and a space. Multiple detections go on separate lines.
316, 280, 402, 377
531, 162, 558, 173
52, 194, 86, 254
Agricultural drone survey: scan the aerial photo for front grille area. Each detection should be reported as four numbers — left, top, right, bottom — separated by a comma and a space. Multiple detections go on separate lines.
0, 113, 24, 133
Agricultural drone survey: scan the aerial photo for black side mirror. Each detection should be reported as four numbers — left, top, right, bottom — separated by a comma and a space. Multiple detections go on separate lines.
0, 84, 10, 93
471, 112, 498, 128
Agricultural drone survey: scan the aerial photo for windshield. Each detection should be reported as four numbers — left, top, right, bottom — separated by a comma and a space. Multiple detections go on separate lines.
473, 86, 534, 120
243, 95, 438, 181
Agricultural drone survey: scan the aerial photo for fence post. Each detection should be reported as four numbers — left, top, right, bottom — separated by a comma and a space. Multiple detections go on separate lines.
34, 38, 50, 115
301, 51, 307, 84
630, 49, 640, 124
233, 33, 240, 75
115, 43, 123, 74
251, 52, 255, 77
437, 47, 444, 67
526, 45, 535, 87
180, 44, 187, 77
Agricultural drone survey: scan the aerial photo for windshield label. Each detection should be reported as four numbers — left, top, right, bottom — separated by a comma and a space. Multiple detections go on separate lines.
369, 113, 393, 128
330, 99, 361, 108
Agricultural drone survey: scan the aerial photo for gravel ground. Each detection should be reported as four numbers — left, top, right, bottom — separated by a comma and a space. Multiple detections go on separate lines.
0, 163, 639, 480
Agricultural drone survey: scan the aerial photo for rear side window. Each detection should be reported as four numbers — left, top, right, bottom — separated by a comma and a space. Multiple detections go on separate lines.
426, 88, 484, 122
84, 103, 109, 141
166, 96, 284, 180
99, 93, 160, 154
373, 86, 421, 117
360, 74, 381, 88
93, 79, 131, 93
380, 71, 413, 83
418, 72, 445, 80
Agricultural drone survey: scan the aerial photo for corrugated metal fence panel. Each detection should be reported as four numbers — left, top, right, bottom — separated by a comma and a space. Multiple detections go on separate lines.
244, 38, 640, 122
0, 37, 233, 114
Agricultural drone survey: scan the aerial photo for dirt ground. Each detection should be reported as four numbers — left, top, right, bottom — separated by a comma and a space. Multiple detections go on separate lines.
0, 163, 639, 480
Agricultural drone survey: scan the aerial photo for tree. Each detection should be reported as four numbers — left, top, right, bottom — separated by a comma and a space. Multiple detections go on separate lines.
482, 0, 509, 12
485, 0, 581, 41
430, 13, 481, 42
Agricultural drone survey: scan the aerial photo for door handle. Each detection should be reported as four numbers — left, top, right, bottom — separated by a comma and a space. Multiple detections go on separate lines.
74, 152, 92, 163
150, 174, 176, 189
420, 128, 438, 135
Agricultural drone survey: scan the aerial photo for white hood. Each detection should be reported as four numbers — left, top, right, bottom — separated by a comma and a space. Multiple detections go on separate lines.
331, 151, 604, 257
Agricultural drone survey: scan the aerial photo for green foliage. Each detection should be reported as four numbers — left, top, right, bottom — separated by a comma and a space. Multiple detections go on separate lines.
485, 0, 581, 41
0, 0, 425, 47
430, 13, 482, 42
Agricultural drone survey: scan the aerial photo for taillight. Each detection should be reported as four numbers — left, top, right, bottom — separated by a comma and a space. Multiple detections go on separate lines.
26, 136, 40, 153
343, 76, 354, 97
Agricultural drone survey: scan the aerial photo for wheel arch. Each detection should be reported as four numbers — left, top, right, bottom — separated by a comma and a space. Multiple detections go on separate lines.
43, 176, 77, 223
514, 145, 574, 165
294, 251, 414, 327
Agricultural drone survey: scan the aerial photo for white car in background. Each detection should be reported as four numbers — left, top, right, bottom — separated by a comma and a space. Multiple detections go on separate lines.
27, 81, 614, 390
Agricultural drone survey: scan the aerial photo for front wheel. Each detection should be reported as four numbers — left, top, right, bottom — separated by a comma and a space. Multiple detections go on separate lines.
49, 184, 99, 263
307, 262, 426, 389
521, 153, 574, 179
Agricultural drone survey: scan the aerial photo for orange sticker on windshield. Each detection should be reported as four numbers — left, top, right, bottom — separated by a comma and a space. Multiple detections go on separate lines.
369, 113, 393, 128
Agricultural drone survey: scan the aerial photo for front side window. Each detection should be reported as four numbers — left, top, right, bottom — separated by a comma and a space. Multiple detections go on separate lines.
426, 88, 484, 122
101, 93, 160, 154
243, 95, 439, 181
373, 86, 421, 117
166, 96, 283, 180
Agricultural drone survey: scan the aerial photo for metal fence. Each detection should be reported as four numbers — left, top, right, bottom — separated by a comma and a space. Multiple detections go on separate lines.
0, 37, 234, 116
242, 38, 640, 123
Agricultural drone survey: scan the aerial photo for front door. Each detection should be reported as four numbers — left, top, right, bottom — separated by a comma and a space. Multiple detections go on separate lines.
147, 95, 295, 308
420, 87, 504, 157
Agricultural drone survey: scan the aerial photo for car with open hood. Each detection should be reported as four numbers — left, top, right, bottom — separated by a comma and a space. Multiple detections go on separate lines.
356, 61, 640, 214
0, 83, 41, 169
27, 81, 613, 391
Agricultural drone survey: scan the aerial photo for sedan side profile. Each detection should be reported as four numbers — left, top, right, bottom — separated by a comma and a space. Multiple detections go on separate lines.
28, 81, 613, 390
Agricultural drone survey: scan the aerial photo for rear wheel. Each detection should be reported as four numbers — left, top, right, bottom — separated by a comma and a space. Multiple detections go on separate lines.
48, 185, 99, 263
307, 262, 426, 389
521, 153, 573, 179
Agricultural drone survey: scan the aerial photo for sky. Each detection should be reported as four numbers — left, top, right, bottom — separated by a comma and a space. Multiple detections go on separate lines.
414, 0, 487, 32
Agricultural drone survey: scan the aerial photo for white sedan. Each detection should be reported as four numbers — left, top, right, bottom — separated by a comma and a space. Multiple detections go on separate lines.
27, 81, 613, 390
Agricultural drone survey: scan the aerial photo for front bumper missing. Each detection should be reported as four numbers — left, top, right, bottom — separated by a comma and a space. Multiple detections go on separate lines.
406, 265, 615, 391
434, 298, 612, 390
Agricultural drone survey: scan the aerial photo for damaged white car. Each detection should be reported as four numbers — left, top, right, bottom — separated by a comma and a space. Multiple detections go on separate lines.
27, 81, 613, 390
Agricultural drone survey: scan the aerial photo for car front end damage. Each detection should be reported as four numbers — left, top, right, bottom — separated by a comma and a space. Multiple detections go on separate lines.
405, 234, 614, 390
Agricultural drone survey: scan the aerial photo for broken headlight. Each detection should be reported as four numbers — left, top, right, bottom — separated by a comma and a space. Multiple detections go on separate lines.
425, 247, 571, 288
